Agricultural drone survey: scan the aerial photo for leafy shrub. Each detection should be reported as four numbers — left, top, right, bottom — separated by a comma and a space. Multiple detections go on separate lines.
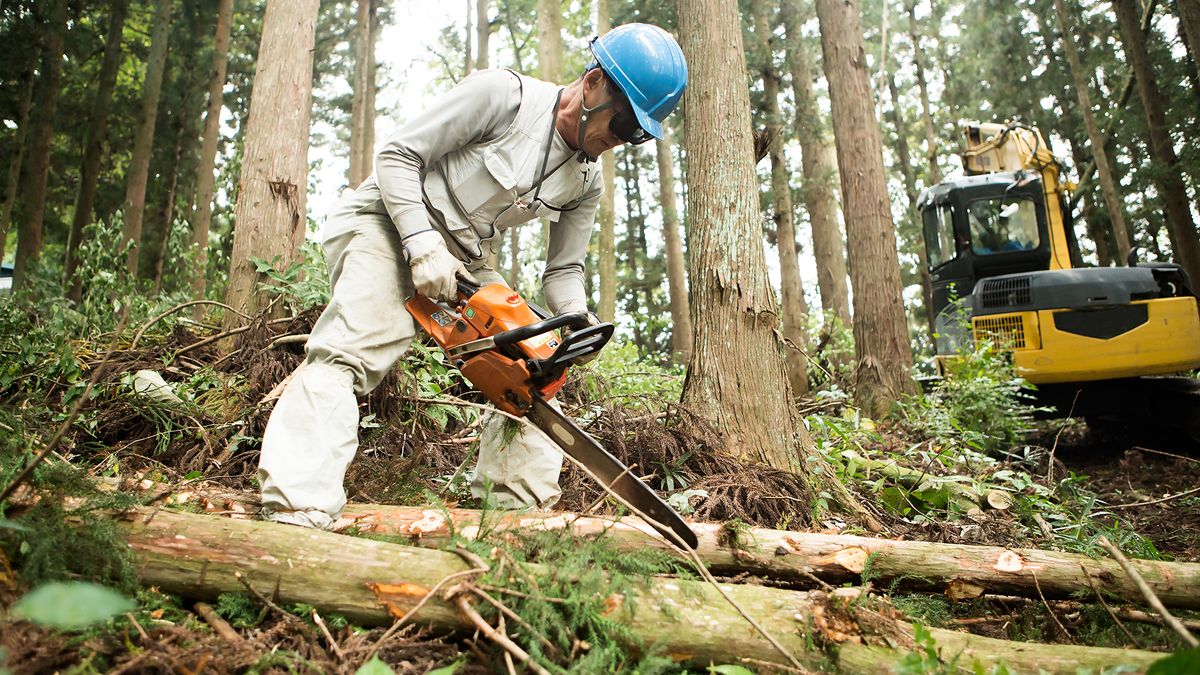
900, 342, 1040, 454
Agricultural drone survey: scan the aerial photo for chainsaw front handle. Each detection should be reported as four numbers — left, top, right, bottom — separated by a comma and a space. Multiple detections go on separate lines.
492, 311, 594, 353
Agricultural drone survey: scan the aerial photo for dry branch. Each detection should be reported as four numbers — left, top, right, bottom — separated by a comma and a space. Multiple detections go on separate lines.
114, 507, 1163, 672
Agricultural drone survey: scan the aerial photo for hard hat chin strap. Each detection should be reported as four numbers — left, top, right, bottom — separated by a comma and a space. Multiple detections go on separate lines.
577, 83, 613, 160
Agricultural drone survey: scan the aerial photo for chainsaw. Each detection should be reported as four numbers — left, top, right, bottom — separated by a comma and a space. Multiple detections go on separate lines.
406, 279, 698, 550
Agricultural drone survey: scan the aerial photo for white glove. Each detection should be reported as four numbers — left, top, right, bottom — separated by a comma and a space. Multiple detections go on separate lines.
409, 238, 477, 301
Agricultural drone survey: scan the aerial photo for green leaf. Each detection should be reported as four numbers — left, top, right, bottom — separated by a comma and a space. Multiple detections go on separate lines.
0, 518, 31, 532
708, 666, 755, 675
11, 581, 135, 631
425, 663, 462, 675
183, 470, 203, 480
354, 655, 397, 675
1148, 649, 1200, 675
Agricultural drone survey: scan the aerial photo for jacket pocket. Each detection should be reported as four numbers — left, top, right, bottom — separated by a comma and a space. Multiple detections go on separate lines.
453, 147, 517, 216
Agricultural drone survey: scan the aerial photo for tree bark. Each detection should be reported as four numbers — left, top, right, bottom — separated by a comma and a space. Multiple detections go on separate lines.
65, 0, 128, 301
815, 0, 917, 417
596, 0, 617, 323
622, 151, 645, 350
12, 0, 67, 292
347, 0, 373, 187
1177, 0, 1200, 87
656, 128, 692, 363
464, 0, 473, 76
475, 0, 490, 70
676, 0, 807, 470
1053, 0, 1132, 267
190, 0, 235, 310
116, 507, 1165, 673
223, 0, 319, 321
906, 0, 941, 185
884, 70, 937, 349
0, 58, 34, 269
330, 503, 1200, 610
120, 0, 174, 277
72, 480, 1200, 612
363, 2, 378, 176
780, 0, 851, 328
754, 0, 810, 397
536, 0, 561, 82
1112, 0, 1200, 281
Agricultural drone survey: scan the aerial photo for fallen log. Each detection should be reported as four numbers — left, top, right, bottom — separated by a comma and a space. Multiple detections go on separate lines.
116, 506, 1164, 672
33, 480, 1200, 610
334, 503, 1200, 610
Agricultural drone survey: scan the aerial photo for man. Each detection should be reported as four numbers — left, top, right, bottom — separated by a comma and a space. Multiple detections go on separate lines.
257, 24, 688, 529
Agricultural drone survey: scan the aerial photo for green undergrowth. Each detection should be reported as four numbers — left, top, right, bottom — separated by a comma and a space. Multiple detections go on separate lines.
806, 342, 1159, 559
446, 506, 699, 674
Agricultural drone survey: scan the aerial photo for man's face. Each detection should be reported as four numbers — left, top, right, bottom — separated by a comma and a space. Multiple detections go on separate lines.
580, 72, 650, 157
580, 72, 623, 157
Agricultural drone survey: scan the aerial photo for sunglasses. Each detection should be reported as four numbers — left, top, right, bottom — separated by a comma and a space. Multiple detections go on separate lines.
605, 78, 652, 145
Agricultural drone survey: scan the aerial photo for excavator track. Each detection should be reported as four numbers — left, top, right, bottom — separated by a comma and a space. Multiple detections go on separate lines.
1032, 376, 1200, 443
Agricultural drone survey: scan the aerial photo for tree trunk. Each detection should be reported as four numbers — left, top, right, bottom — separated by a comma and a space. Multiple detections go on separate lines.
508, 228, 520, 287
1177, 0, 1200, 87
536, 0, 561, 82
622, 150, 644, 350
676, 0, 806, 470
464, 0, 473, 76
657, 128, 692, 363
120, 0, 174, 277
151, 77, 204, 293
116, 507, 1165, 673
906, 0, 941, 185
1054, 0, 1133, 267
223, 0, 319, 321
780, 0, 851, 328
347, 0, 373, 187
12, 0, 67, 292
815, 0, 917, 417
755, 0, 810, 397
0, 60, 34, 269
190, 0, 235, 310
596, 0, 617, 323
1113, 0, 1200, 282
65, 0, 128, 301
884, 70, 936, 349
475, 0, 490, 70
363, 1, 378, 174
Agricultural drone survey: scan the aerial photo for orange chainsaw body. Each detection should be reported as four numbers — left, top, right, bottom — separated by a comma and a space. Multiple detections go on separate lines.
405, 283, 567, 416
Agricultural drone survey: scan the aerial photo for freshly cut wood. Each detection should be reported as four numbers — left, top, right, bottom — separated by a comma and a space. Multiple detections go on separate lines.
96, 480, 1200, 611
118, 507, 1162, 672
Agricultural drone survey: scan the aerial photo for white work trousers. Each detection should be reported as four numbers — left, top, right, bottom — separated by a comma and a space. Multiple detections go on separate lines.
258, 199, 563, 529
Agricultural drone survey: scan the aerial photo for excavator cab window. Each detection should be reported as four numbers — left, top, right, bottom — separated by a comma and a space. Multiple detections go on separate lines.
923, 203, 957, 268
966, 196, 1040, 256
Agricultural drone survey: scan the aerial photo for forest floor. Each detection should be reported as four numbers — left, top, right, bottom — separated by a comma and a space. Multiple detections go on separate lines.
2, 306, 1199, 673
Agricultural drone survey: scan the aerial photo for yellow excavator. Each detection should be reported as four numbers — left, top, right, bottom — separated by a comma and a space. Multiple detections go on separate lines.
918, 120, 1200, 438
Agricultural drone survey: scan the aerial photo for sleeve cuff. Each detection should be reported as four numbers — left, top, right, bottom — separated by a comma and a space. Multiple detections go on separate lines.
402, 230, 446, 261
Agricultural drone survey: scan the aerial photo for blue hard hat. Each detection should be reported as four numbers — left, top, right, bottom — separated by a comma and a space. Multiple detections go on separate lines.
588, 24, 688, 140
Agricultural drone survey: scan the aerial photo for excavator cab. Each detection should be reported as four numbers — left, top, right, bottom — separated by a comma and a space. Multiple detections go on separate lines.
920, 121, 1200, 385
